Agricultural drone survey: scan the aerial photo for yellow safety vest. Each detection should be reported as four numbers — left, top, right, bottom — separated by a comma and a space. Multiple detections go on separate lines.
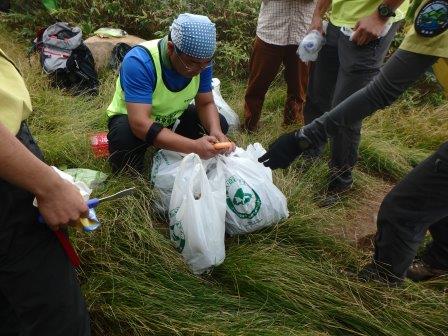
0, 49, 32, 134
400, 0, 448, 58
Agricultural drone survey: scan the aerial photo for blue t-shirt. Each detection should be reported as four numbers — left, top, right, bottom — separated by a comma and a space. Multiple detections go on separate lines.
120, 46, 213, 104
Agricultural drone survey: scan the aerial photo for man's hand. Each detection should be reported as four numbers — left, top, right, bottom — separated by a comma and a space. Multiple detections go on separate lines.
351, 12, 388, 46
309, 16, 324, 34
258, 130, 309, 169
209, 130, 236, 154
193, 135, 222, 159
36, 178, 89, 231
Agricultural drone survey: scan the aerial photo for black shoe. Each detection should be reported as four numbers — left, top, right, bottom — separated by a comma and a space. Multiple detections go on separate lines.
406, 260, 448, 282
318, 184, 351, 208
357, 263, 404, 285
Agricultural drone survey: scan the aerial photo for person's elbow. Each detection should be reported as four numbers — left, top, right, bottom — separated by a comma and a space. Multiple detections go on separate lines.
127, 102, 153, 140
128, 116, 150, 140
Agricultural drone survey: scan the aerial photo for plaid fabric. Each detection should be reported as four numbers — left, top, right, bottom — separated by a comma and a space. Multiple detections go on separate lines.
256, 0, 316, 46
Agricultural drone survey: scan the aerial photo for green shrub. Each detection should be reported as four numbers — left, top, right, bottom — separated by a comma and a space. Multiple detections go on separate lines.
5, 0, 260, 77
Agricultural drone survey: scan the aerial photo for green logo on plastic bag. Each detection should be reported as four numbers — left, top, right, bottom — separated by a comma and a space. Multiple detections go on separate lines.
169, 207, 185, 252
226, 176, 261, 219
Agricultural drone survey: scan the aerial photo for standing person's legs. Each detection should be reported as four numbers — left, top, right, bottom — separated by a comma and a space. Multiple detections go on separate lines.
327, 22, 401, 191
0, 289, 20, 335
107, 115, 149, 173
302, 23, 340, 158
372, 142, 448, 281
302, 23, 340, 125
244, 37, 284, 132
283, 44, 310, 125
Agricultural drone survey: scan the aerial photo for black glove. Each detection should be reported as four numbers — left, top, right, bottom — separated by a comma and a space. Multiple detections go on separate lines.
258, 129, 311, 169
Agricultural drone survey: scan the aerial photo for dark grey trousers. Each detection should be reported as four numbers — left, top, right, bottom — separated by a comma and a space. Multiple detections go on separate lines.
303, 21, 401, 190
302, 49, 441, 279
376, 142, 448, 278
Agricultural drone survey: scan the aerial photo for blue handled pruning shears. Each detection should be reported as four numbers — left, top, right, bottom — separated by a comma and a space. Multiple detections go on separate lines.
38, 187, 136, 230
86, 187, 136, 210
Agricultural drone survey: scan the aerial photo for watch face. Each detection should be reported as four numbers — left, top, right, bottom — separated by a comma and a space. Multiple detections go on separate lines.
415, 0, 448, 37
379, 5, 390, 16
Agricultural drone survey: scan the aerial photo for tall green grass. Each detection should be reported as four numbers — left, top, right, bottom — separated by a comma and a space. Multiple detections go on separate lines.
2, 22, 448, 336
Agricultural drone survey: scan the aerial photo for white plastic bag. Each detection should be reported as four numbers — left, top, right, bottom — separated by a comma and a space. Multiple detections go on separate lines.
150, 149, 185, 213
169, 154, 226, 274
211, 78, 240, 132
33, 166, 101, 232
220, 144, 289, 236
33, 166, 92, 206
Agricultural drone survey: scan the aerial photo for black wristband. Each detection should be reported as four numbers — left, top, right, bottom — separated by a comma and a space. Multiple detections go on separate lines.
145, 122, 164, 145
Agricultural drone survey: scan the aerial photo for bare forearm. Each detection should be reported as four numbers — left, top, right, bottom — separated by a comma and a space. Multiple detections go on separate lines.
313, 0, 331, 19
153, 128, 197, 153
197, 102, 221, 134
0, 123, 61, 197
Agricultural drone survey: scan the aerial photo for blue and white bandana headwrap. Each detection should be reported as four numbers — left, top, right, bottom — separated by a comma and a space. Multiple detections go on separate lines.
170, 13, 216, 59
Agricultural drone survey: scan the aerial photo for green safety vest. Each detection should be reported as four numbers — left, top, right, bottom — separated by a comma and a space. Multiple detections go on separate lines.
330, 0, 410, 28
0, 49, 32, 135
106, 39, 200, 127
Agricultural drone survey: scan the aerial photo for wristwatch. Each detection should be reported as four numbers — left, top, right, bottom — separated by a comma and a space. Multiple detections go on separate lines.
378, 3, 396, 18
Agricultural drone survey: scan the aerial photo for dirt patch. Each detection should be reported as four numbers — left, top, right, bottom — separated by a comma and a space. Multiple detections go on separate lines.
326, 182, 393, 251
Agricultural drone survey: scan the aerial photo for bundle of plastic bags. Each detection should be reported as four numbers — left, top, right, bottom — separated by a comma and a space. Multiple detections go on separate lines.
151, 144, 289, 274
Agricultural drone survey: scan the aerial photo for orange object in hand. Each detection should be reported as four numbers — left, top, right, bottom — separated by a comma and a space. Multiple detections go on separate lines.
213, 142, 233, 150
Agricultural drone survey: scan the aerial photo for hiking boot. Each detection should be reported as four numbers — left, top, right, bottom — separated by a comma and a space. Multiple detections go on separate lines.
318, 169, 354, 207
406, 260, 448, 282
317, 184, 351, 208
357, 263, 403, 285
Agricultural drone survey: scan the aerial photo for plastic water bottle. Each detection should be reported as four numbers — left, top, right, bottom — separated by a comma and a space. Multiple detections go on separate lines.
297, 30, 326, 62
